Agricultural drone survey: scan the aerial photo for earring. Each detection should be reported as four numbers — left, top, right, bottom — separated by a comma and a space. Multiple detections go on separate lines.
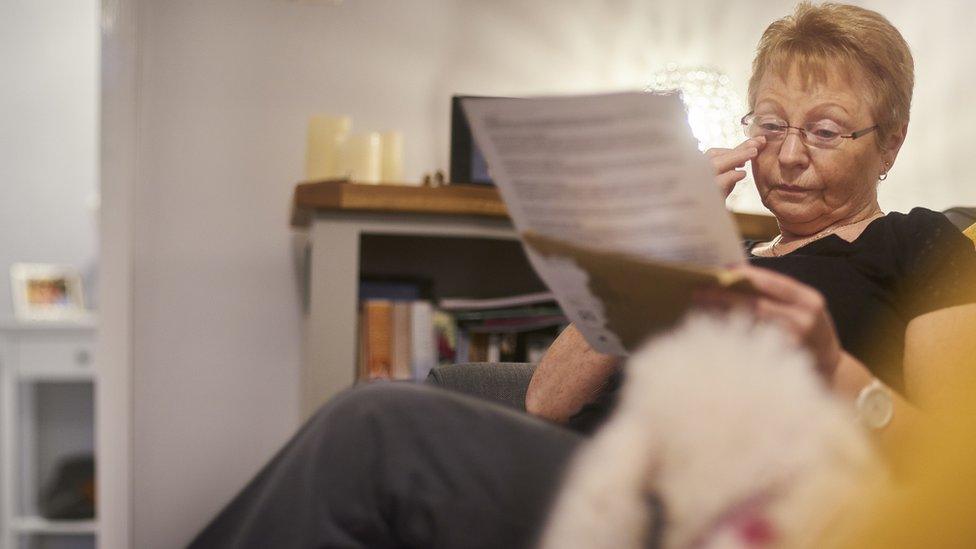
879, 160, 889, 181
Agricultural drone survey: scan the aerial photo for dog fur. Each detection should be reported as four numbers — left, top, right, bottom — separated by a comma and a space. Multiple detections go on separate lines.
538, 313, 882, 549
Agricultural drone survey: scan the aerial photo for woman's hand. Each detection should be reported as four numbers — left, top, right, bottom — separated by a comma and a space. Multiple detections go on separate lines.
692, 265, 842, 379
705, 136, 766, 198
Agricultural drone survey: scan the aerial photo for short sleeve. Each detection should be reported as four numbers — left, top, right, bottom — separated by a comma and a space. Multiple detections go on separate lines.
896, 208, 976, 319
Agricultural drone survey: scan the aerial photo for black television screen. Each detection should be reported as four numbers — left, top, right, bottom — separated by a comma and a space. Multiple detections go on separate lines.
450, 95, 494, 186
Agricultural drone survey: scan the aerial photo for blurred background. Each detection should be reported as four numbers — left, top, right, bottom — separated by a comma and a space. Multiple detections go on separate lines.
2, 1, 974, 547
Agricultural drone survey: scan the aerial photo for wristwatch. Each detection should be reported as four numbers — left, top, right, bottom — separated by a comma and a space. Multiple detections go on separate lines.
855, 379, 894, 430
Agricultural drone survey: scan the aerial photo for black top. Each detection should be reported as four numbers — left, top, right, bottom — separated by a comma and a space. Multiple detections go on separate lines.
747, 207, 976, 391
568, 207, 976, 433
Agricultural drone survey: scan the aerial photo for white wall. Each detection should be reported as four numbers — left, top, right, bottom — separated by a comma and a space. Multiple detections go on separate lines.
0, 0, 99, 319
128, 1, 976, 547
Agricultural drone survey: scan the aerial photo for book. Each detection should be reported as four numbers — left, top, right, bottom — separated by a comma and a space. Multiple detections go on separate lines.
438, 291, 555, 311
486, 333, 501, 363
390, 301, 412, 379
462, 92, 757, 355
432, 309, 457, 366
468, 333, 490, 363
451, 306, 563, 321
409, 301, 437, 381
461, 315, 567, 334
361, 300, 393, 380
359, 298, 444, 380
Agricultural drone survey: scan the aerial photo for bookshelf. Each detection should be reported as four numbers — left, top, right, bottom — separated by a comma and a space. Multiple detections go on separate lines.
293, 180, 778, 419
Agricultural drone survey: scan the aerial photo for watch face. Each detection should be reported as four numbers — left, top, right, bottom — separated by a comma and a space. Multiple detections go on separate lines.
858, 382, 894, 429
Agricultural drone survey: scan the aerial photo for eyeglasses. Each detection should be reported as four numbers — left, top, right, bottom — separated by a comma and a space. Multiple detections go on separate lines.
740, 112, 878, 149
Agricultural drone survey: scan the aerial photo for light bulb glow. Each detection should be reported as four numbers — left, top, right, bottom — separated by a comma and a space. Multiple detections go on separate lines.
646, 65, 762, 211
645, 65, 744, 152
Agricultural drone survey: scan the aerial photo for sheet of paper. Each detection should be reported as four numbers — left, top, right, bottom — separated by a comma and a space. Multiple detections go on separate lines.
463, 92, 746, 354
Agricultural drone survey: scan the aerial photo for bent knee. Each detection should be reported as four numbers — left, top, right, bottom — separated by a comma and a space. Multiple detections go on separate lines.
308, 382, 437, 433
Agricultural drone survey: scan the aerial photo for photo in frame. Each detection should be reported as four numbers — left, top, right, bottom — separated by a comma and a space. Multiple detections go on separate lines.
10, 263, 88, 321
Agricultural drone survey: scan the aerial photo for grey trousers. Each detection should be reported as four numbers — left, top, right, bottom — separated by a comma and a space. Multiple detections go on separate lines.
188, 382, 584, 549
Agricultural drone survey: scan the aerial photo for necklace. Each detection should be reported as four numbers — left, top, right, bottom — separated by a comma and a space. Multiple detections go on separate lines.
766, 212, 885, 257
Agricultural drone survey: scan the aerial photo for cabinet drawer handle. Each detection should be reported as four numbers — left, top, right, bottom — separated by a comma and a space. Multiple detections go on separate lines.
75, 349, 91, 366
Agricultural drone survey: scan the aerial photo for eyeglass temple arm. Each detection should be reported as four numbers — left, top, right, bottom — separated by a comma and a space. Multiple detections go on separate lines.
847, 125, 879, 140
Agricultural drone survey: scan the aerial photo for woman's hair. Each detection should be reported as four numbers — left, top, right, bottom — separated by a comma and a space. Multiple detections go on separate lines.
748, 2, 914, 145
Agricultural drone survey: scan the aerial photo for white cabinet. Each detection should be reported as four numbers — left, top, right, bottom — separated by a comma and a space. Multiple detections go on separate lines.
1, 320, 98, 549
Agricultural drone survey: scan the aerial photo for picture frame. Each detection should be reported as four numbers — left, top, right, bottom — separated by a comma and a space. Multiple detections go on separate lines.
10, 263, 88, 321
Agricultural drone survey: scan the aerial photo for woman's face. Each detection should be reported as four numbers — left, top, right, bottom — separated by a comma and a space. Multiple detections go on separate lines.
751, 63, 895, 235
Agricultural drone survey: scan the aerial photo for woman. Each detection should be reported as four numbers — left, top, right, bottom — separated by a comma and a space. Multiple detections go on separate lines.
191, 4, 976, 548
529, 2, 975, 447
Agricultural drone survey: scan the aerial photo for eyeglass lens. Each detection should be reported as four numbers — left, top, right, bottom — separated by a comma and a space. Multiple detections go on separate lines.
743, 117, 844, 149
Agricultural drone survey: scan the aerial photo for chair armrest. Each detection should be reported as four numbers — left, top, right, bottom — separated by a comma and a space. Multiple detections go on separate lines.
943, 207, 976, 231
425, 362, 537, 411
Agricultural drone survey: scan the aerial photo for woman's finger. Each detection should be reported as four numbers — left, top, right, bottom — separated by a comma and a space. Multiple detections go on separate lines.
756, 296, 841, 374
716, 169, 748, 195
710, 147, 758, 174
708, 137, 766, 174
706, 136, 761, 158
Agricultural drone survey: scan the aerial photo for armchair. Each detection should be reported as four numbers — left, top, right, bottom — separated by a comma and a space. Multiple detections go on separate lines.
426, 362, 536, 412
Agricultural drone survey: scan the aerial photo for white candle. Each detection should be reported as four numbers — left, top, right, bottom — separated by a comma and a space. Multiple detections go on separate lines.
342, 132, 382, 184
305, 115, 351, 181
380, 130, 404, 184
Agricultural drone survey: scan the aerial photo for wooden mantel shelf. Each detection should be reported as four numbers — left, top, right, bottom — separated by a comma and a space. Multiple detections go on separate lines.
291, 179, 779, 239
291, 180, 507, 227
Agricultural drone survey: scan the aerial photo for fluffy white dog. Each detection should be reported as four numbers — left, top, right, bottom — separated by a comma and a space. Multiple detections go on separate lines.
538, 313, 882, 549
